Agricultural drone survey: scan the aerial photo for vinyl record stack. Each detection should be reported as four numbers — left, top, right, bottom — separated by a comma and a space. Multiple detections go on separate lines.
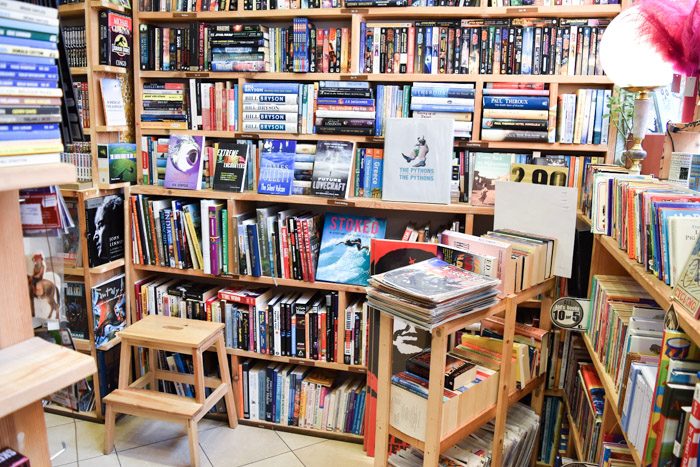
366, 257, 500, 330
480, 83, 550, 143
0, 0, 63, 168
315, 81, 376, 136
410, 82, 475, 139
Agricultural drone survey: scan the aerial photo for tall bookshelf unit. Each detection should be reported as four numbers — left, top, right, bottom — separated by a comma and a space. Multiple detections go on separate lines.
51, 1, 135, 423
127, 0, 627, 459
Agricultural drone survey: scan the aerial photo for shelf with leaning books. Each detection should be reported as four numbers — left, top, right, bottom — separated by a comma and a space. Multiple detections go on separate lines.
561, 391, 585, 462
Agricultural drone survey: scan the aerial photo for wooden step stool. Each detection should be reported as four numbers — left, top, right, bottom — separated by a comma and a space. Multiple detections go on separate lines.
103, 315, 237, 466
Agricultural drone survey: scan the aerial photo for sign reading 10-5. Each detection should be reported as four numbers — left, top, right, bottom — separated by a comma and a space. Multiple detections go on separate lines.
550, 297, 590, 331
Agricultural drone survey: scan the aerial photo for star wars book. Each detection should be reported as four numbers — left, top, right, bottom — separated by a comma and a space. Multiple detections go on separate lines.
315, 213, 387, 286
310, 140, 355, 198
382, 118, 454, 204
92, 273, 126, 348
85, 194, 125, 267
164, 135, 205, 190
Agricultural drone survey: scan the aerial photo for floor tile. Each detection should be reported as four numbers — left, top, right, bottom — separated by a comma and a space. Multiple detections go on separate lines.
118, 437, 211, 467
113, 415, 224, 451
79, 453, 121, 467
45, 412, 75, 428
275, 431, 325, 451
76, 420, 107, 460
47, 422, 77, 466
293, 440, 373, 467
199, 425, 289, 467
243, 452, 304, 467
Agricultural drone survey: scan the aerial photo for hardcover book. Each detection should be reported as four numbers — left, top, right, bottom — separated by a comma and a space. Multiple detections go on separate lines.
164, 135, 205, 190
675, 236, 700, 318
316, 213, 387, 286
85, 194, 124, 268
382, 118, 454, 204
258, 139, 296, 196
97, 143, 137, 184
92, 273, 126, 348
213, 142, 248, 192
64, 280, 88, 340
310, 140, 354, 198
99, 78, 127, 126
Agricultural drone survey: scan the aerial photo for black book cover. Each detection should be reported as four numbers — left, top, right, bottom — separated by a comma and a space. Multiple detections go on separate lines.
213, 143, 248, 192
264, 366, 273, 421
65, 280, 88, 339
99, 11, 132, 68
86, 194, 124, 268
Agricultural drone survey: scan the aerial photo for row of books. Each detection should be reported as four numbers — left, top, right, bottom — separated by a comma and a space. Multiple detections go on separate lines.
239, 362, 366, 435
141, 81, 239, 131
537, 396, 565, 465
62, 25, 86, 68
61, 142, 92, 183
360, 17, 608, 76
568, 362, 604, 462
240, 82, 316, 134
556, 88, 611, 144
352, 147, 383, 198
0, 0, 63, 167
73, 80, 90, 129
410, 83, 474, 138
582, 168, 700, 289
271, 20, 350, 73
138, 0, 237, 11
489, 0, 619, 5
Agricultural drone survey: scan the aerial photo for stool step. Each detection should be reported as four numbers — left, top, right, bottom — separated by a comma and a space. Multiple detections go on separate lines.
104, 388, 203, 418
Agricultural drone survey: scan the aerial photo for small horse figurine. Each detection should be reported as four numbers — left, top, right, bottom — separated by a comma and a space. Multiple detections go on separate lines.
402, 136, 429, 168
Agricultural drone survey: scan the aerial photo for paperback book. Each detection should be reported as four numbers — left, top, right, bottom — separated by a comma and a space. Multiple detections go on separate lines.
92, 273, 126, 348
310, 140, 354, 198
164, 134, 205, 190
257, 139, 296, 195
212, 142, 248, 192
99, 77, 127, 126
85, 194, 125, 267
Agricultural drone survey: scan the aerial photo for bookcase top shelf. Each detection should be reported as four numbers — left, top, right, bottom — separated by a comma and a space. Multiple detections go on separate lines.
129, 184, 496, 215
0, 163, 76, 192
136, 4, 620, 22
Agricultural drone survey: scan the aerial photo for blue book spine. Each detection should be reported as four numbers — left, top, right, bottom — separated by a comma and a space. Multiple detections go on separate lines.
174, 354, 194, 397
0, 78, 55, 88
246, 224, 262, 277
424, 28, 432, 74
291, 317, 296, 359
0, 70, 57, 80
255, 123, 294, 131
363, 149, 372, 198
258, 368, 265, 420
0, 61, 56, 73
0, 129, 59, 140
409, 103, 474, 112
411, 87, 475, 98
275, 369, 282, 423
593, 89, 604, 145
243, 82, 300, 94
482, 96, 549, 110
0, 18, 58, 35
356, 148, 365, 196
0, 35, 57, 50
359, 21, 366, 73
318, 80, 369, 89
0, 123, 58, 131
521, 27, 534, 74
374, 85, 384, 136
258, 305, 266, 354
316, 97, 375, 106
0, 53, 54, 65
287, 374, 296, 425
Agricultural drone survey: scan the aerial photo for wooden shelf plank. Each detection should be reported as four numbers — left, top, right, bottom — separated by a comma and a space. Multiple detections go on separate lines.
596, 235, 673, 310
73, 338, 92, 352
238, 418, 363, 443
229, 348, 366, 373
89, 0, 129, 12
57, 2, 85, 17
93, 64, 129, 74
0, 163, 75, 192
675, 310, 700, 351
562, 396, 585, 461
128, 184, 495, 215
89, 258, 125, 274
577, 210, 592, 227
0, 337, 97, 418
70, 67, 89, 75
95, 125, 129, 133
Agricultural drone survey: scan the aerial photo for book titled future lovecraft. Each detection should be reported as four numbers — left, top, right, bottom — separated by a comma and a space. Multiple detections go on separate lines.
85, 194, 125, 267
92, 273, 126, 348
316, 213, 387, 286
258, 139, 296, 195
382, 118, 454, 204
310, 140, 354, 198
164, 134, 205, 190
213, 142, 248, 192
99, 78, 127, 126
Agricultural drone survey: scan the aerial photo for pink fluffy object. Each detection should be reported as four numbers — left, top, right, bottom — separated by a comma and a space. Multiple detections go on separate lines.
638, 0, 700, 76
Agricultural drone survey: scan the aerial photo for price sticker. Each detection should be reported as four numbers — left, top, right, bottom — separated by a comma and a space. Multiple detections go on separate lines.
550, 297, 589, 331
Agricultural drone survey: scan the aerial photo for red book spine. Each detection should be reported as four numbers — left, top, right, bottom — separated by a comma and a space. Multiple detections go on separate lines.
280, 224, 290, 279
217, 290, 258, 305
130, 196, 144, 264
302, 218, 314, 282
682, 385, 700, 466
406, 25, 415, 75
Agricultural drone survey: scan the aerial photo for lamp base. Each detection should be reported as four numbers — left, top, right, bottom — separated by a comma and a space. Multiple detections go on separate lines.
623, 147, 647, 175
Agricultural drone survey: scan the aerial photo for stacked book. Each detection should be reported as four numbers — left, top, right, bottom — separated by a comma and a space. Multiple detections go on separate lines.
0, 0, 63, 168
375, 84, 411, 136
61, 142, 92, 183
240, 363, 366, 435
186, 80, 239, 131
410, 83, 474, 138
557, 88, 611, 145
481, 83, 550, 142
141, 82, 188, 130
315, 81, 376, 136
367, 257, 501, 330
73, 80, 89, 128
242, 82, 308, 134
210, 24, 270, 72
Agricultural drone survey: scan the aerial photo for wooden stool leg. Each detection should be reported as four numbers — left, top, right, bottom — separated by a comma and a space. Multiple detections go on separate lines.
186, 419, 200, 467
103, 404, 116, 455
192, 348, 206, 404
215, 335, 238, 428
118, 339, 132, 389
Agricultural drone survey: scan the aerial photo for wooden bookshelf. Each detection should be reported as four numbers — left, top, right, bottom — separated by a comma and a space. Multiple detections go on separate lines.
0, 163, 76, 192
239, 419, 364, 443
229, 348, 366, 373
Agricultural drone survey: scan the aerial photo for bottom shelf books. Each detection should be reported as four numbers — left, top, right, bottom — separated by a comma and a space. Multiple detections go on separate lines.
568, 363, 604, 463
388, 403, 539, 467
237, 360, 366, 435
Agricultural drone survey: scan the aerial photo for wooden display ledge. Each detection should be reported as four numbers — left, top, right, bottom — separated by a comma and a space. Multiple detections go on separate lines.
0, 337, 96, 418
229, 348, 366, 374
0, 163, 75, 192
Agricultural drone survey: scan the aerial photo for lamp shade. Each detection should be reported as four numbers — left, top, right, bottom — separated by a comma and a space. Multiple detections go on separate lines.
600, 5, 675, 88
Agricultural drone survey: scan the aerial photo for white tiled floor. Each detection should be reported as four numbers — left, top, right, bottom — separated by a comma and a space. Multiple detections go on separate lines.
45, 412, 374, 467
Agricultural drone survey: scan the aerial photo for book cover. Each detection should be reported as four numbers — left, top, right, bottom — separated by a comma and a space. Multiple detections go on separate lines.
164, 135, 205, 190
382, 117, 454, 204
92, 273, 126, 348
99, 11, 132, 68
85, 194, 124, 268
99, 78, 127, 126
98, 143, 137, 184
369, 238, 438, 275
470, 152, 512, 206
64, 280, 88, 340
316, 213, 387, 286
213, 142, 248, 192
310, 140, 354, 199
258, 139, 296, 196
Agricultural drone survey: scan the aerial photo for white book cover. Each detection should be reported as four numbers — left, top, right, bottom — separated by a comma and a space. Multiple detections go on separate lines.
99, 78, 127, 127
382, 118, 454, 204
669, 215, 700, 287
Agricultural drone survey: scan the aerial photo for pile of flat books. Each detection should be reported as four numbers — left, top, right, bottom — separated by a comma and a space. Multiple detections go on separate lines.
367, 257, 500, 330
